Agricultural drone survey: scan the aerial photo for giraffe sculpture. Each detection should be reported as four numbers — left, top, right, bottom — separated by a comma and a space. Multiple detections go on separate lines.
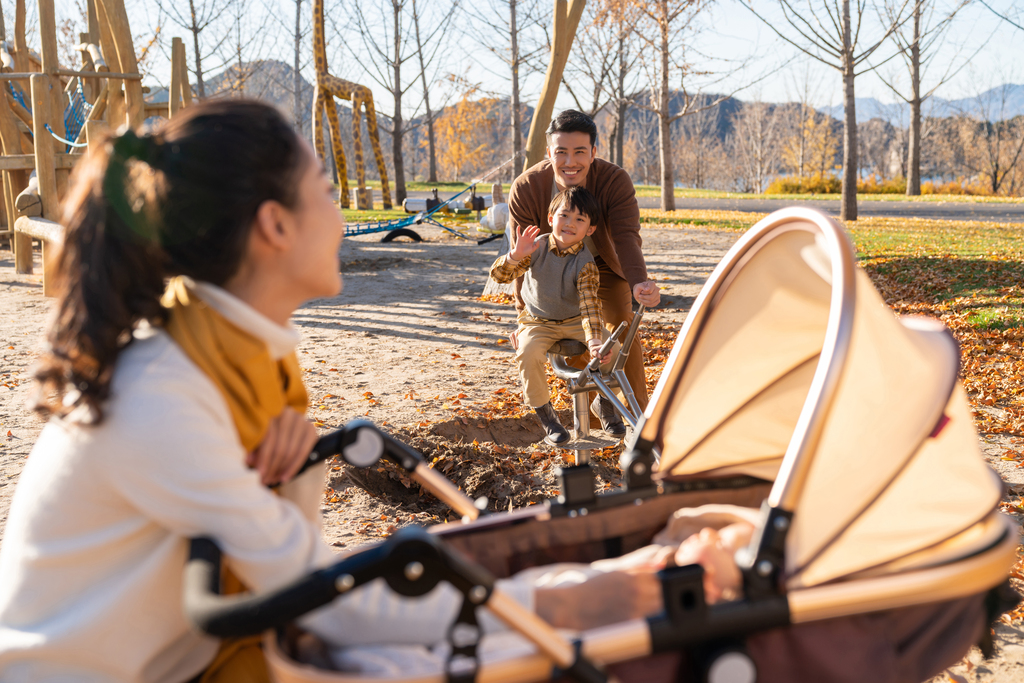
311, 0, 391, 210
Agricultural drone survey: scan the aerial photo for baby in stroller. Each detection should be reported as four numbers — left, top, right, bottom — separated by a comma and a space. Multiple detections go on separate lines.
303, 504, 758, 676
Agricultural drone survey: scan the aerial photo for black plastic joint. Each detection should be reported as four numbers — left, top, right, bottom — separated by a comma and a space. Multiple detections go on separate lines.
620, 448, 655, 490
555, 464, 596, 507
552, 640, 609, 683
740, 503, 793, 599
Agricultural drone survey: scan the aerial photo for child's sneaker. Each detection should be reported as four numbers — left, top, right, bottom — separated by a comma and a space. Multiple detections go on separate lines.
535, 403, 570, 445
591, 395, 627, 437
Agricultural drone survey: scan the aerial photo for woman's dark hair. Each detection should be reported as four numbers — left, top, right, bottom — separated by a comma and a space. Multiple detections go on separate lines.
35, 99, 309, 421
545, 109, 598, 147
548, 185, 601, 226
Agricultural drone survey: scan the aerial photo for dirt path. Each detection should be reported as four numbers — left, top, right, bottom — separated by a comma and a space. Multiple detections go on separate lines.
0, 225, 1020, 680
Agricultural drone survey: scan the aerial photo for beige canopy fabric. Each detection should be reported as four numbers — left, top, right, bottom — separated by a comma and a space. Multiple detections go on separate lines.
644, 209, 1003, 588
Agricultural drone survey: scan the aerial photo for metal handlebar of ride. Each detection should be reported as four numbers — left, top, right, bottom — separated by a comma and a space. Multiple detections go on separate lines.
547, 306, 647, 429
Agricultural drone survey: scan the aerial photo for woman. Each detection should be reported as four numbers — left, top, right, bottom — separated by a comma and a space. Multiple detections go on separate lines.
0, 100, 660, 682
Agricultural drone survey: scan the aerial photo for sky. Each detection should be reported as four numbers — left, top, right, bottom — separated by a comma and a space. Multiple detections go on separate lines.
33, 0, 1024, 121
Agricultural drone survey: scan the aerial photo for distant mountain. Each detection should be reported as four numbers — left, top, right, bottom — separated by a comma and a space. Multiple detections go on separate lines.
818, 83, 1024, 123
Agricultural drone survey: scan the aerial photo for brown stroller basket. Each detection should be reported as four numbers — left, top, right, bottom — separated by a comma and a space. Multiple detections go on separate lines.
183, 208, 1019, 683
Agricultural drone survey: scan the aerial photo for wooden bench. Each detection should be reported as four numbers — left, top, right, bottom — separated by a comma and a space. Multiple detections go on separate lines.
14, 215, 63, 296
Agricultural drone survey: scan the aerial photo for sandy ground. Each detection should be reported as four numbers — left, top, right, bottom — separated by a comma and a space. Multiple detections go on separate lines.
0, 224, 1021, 680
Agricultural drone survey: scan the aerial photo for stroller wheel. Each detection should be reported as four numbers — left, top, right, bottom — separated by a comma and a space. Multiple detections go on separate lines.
704, 648, 757, 683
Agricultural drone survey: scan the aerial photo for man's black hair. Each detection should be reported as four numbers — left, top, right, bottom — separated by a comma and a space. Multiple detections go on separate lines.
548, 185, 601, 226
546, 109, 598, 147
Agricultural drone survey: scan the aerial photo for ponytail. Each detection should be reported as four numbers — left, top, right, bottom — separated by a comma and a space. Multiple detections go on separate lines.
34, 100, 307, 422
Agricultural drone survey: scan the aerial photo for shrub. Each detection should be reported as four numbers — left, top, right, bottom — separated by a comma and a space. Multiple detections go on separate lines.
765, 175, 841, 194
857, 174, 906, 194
921, 178, 994, 196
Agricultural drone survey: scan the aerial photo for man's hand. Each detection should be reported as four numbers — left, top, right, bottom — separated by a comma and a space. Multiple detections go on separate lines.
632, 280, 660, 307
588, 337, 611, 364
509, 225, 543, 262
246, 408, 319, 486
509, 329, 519, 350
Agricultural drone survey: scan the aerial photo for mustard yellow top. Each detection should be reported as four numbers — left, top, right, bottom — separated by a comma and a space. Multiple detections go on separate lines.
161, 276, 308, 452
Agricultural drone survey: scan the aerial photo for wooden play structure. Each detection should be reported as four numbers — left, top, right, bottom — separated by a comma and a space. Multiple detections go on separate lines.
525, 0, 585, 168
0, 0, 192, 296
311, 0, 391, 210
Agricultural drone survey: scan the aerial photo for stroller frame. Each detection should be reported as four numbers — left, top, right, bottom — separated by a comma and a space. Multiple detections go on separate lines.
183, 208, 1019, 683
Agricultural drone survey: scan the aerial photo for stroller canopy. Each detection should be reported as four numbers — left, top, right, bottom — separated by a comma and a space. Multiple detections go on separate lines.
640, 208, 1002, 589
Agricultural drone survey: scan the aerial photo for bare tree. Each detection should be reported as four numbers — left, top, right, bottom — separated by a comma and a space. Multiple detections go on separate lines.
562, 0, 644, 168
465, 0, 546, 178
676, 99, 728, 189
411, 0, 459, 183
633, 0, 724, 210
873, 0, 971, 195
293, 0, 311, 131
857, 116, 896, 178
153, 0, 235, 99
216, 0, 276, 97
959, 83, 1024, 195
348, 0, 443, 203
978, 0, 1024, 31
745, 0, 910, 220
733, 98, 781, 193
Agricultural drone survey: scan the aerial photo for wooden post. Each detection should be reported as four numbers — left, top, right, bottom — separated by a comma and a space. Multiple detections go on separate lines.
87, 0, 100, 45
175, 38, 192, 107
0, 84, 30, 270
37, 0, 67, 153
14, 0, 29, 74
84, 119, 108, 154
170, 37, 183, 118
30, 74, 58, 295
525, 0, 586, 169
93, 0, 123, 128
96, 0, 143, 129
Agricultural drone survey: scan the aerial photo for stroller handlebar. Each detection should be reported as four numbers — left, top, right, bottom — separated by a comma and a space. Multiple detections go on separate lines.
290, 420, 481, 521
183, 527, 492, 638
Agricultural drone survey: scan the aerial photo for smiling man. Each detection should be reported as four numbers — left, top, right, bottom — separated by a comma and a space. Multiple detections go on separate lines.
508, 109, 660, 414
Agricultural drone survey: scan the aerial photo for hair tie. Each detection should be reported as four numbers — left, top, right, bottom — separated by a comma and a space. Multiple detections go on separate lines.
103, 130, 163, 244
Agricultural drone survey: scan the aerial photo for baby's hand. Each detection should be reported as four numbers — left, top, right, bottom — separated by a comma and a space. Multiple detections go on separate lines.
510, 225, 543, 262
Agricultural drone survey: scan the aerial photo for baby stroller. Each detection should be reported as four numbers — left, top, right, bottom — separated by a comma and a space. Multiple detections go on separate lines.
183, 207, 1019, 683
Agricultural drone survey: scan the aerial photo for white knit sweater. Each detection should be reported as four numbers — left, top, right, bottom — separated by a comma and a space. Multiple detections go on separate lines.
0, 285, 530, 683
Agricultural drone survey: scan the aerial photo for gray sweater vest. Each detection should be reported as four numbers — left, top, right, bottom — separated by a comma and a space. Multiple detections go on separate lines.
522, 244, 595, 321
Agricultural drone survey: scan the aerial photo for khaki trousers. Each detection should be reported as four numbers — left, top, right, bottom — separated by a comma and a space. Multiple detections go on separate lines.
515, 315, 616, 409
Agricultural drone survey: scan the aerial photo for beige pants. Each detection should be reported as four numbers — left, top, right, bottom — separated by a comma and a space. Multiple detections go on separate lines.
515, 313, 615, 409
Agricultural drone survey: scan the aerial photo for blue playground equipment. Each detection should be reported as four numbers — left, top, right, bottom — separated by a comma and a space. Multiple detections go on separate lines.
9, 78, 92, 151
346, 153, 519, 244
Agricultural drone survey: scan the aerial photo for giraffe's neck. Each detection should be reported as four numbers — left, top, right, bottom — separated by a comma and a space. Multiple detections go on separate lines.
313, 0, 325, 54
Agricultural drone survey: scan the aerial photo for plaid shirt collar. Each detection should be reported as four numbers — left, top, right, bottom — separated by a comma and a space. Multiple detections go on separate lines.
547, 233, 586, 257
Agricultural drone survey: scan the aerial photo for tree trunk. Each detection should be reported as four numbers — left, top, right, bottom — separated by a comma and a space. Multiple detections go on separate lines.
906, 1, 922, 195
614, 28, 627, 169
391, 0, 406, 204
294, 0, 303, 132
510, 0, 523, 177
189, 0, 206, 99
412, 0, 437, 182
657, 4, 674, 211
615, 101, 627, 168
840, 0, 857, 221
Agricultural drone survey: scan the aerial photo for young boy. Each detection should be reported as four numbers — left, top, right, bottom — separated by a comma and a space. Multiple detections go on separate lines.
489, 186, 624, 445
